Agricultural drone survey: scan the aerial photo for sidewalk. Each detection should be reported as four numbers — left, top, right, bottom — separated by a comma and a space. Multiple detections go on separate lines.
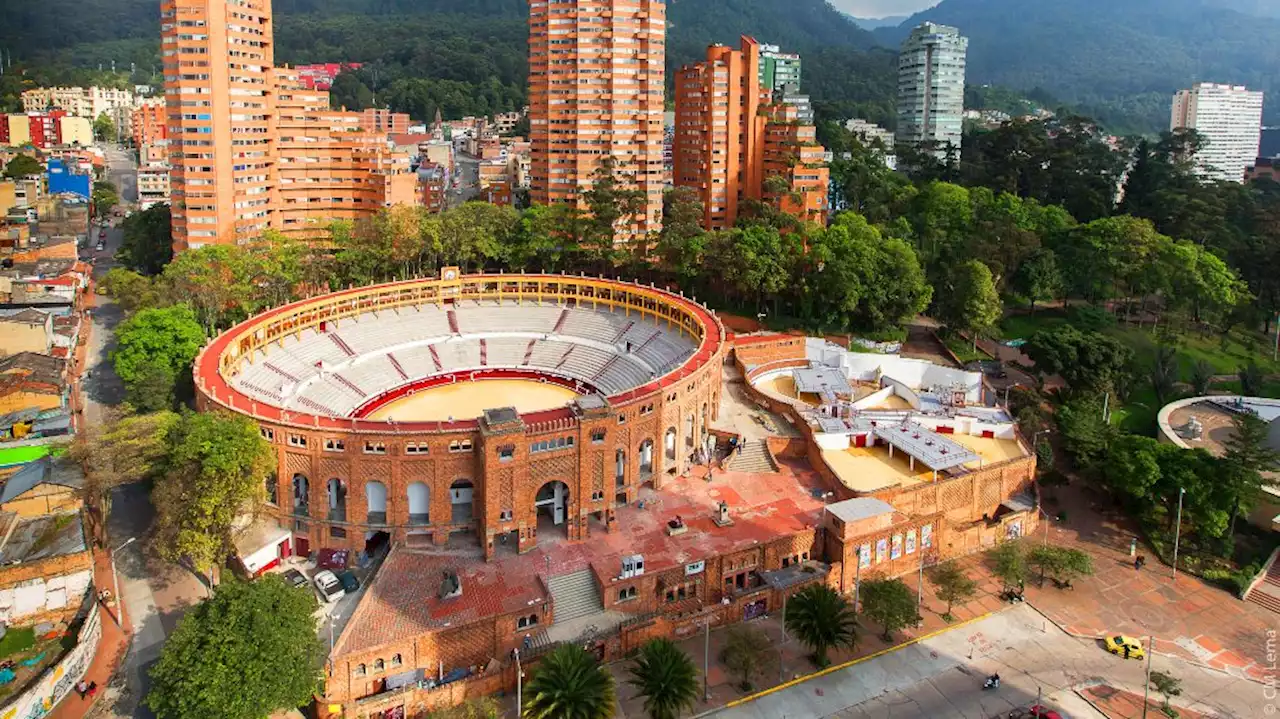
49, 547, 133, 719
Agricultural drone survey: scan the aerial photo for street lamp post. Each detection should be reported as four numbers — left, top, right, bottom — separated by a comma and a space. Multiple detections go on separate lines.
703, 614, 711, 702
1142, 635, 1154, 719
109, 536, 136, 626
513, 648, 522, 714
1172, 487, 1186, 583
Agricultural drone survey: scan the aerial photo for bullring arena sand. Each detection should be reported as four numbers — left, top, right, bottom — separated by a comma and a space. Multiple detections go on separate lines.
364, 379, 581, 421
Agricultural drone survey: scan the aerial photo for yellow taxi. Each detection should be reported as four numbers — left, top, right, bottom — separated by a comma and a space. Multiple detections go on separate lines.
1103, 634, 1145, 660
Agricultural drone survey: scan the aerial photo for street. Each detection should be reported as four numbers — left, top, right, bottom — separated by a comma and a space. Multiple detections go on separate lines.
85, 146, 207, 719
450, 151, 480, 208
708, 604, 1264, 719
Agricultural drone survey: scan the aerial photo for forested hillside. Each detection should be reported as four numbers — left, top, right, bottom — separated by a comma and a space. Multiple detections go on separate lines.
874, 0, 1280, 133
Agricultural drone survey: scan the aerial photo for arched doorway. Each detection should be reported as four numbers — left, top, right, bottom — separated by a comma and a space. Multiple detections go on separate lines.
327, 478, 347, 522
365, 481, 388, 525
615, 449, 626, 487
292, 474, 309, 516
450, 480, 474, 524
535, 480, 570, 532
407, 482, 430, 526
639, 439, 654, 477
664, 427, 677, 461
686, 412, 695, 448
264, 471, 278, 506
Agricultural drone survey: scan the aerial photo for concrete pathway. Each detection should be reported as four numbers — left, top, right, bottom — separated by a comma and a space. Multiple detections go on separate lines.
708, 604, 1265, 719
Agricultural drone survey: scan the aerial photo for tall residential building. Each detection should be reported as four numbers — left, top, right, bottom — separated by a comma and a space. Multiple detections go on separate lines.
896, 23, 968, 156
758, 44, 801, 95
1170, 83, 1264, 183
161, 0, 417, 250
528, 0, 666, 240
673, 36, 767, 231
673, 36, 828, 230
161, 0, 277, 249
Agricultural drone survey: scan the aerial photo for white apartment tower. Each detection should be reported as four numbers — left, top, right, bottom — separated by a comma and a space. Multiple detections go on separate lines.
1171, 83, 1264, 183
896, 23, 968, 157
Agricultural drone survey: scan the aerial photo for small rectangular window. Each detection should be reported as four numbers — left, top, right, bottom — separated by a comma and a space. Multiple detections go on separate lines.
449, 440, 473, 453
259, 427, 274, 441
324, 438, 344, 452
499, 509, 513, 522
363, 441, 386, 455
591, 430, 606, 444
405, 442, 428, 455
288, 434, 307, 447
331, 526, 347, 539
498, 445, 515, 462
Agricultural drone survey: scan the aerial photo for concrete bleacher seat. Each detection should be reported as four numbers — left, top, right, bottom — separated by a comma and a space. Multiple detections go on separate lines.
230, 299, 700, 411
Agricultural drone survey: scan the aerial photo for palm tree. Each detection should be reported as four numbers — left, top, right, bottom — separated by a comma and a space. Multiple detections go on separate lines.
522, 644, 616, 719
628, 638, 699, 719
783, 583, 858, 668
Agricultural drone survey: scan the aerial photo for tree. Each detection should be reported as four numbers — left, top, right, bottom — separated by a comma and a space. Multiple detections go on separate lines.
145, 576, 323, 719
99, 267, 165, 314
522, 644, 616, 719
1150, 344, 1179, 407
161, 245, 260, 332
1023, 325, 1133, 394
988, 541, 1028, 592
1149, 670, 1183, 714
719, 625, 772, 692
67, 407, 178, 520
92, 180, 119, 219
112, 305, 206, 409
1056, 395, 1116, 469
1013, 248, 1063, 313
152, 412, 276, 580
119, 203, 174, 275
1190, 359, 1214, 396
783, 583, 857, 668
93, 111, 116, 142
1221, 412, 1280, 536
1028, 546, 1094, 588
860, 578, 921, 642
927, 562, 977, 621
1238, 362, 1264, 397
580, 155, 645, 268
935, 259, 1001, 349
3, 154, 41, 178
627, 638, 699, 719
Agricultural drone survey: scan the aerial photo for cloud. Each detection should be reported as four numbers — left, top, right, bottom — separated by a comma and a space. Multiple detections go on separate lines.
827, 0, 941, 19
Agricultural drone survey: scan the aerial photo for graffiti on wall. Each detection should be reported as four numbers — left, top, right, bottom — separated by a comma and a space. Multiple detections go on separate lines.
0, 601, 101, 719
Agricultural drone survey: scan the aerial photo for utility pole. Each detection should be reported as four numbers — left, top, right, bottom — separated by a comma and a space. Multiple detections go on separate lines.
1172, 487, 1185, 583
513, 648, 522, 714
703, 616, 710, 702
916, 543, 926, 617
853, 546, 863, 612
1141, 635, 1153, 718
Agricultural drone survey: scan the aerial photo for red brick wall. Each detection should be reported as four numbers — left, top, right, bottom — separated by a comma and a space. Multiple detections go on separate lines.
732, 334, 806, 367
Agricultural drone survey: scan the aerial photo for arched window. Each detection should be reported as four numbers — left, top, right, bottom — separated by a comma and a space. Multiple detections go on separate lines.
407, 481, 430, 525
354, 664, 366, 677
373, 658, 385, 673
390, 654, 402, 668
365, 480, 388, 525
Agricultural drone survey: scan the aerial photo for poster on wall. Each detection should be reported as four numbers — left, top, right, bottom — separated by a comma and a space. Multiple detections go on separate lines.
859, 543, 871, 568
1006, 519, 1023, 539
875, 538, 888, 564
891, 534, 903, 560
921, 524, 933, 548
905, 529, 917, 555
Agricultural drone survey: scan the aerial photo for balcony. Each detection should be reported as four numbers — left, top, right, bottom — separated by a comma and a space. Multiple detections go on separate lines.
408, 513, 430, 526
366, 511, 387, 526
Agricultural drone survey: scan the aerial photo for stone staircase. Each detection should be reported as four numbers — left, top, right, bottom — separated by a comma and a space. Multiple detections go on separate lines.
1245, 550, 1280, 614
727, 439, 778, 474
546, 569, 604, 625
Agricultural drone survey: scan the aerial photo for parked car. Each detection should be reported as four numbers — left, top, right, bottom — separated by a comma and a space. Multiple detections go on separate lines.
964, 359, 1008, 379
282, 568, 308, 590
313, 570, 345, 603
336, 570, 360, 593
99, 229, 107, 239
95, 242, 105, 252
1103, 634, 1145, 660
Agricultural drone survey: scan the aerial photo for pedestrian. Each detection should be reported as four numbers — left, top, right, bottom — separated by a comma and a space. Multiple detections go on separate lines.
87, 681, 98, 698
1134, 554, 1145, 571
75, 680, 88, 699
1123, 645, 1130, 660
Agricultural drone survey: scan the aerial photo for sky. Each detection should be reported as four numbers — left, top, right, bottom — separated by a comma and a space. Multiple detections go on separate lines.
827, 0, 941, 19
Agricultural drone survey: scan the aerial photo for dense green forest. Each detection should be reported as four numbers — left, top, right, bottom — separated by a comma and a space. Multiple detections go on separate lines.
874, 0, 1280, 134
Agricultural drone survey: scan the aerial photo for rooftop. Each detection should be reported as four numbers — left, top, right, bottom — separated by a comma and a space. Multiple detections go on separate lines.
825, 497, 895, 523
335, 460, 831, 657
0, 511, 86, 564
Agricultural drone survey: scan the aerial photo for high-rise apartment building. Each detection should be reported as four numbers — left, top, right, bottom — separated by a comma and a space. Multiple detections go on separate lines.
673, 36, 767, 231
673, 36, 828, 230
528, 0, 666, 239
896, 23, 968, 156
161, 0, 277, 249
1170, 83, 1264, 183
161, 0, 417, 250
758, 44, 801, 95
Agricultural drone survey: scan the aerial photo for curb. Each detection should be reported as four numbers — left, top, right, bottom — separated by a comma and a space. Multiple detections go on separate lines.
693, 609, 1000, 717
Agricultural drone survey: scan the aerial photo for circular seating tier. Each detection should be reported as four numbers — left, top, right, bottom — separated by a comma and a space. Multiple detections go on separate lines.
227, 298, 699, 417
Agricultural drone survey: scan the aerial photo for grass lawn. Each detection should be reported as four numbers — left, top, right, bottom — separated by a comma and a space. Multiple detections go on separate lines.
0, 628, 35, 660
941, 336, 987, 364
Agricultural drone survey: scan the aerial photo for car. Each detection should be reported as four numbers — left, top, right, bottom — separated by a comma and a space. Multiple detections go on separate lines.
281, 568, 308, 589
964, 359, 1008, 379
313, 570, 346, 603
95, 242, 105, 252
336, 570, 360, 593
1103, 634, 1145, 660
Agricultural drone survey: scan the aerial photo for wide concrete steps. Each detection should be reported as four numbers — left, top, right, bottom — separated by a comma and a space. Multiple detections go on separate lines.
727, 439, 777, 474
546, 569, 603, 625
1247, 586, 1280, 614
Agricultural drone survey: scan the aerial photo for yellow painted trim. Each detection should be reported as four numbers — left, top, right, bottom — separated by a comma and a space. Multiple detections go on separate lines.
718, 610, 997, 711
